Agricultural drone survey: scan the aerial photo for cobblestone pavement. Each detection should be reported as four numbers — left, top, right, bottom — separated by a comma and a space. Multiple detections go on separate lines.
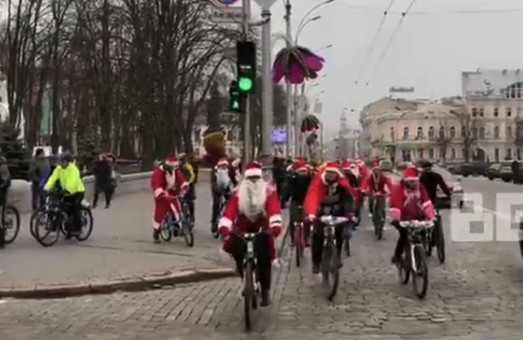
1, 205, 523, 339
0, 183, 227, 288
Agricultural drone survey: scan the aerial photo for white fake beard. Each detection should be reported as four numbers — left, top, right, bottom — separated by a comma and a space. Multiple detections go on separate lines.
216, 169, 231, 189
238, 179, 267, 220
165, 170, 176, 189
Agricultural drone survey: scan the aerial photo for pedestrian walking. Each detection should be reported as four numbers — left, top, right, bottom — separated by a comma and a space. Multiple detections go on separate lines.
28, 148, 50, 211
93, 153, 116, 209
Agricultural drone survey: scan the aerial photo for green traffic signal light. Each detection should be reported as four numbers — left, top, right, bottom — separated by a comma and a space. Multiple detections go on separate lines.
232, 100, 239, 110
238, 77, 253, 92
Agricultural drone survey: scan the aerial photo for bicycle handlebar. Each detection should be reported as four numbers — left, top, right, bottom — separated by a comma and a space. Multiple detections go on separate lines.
320, 215, 350, 225
399, 220, 434, 228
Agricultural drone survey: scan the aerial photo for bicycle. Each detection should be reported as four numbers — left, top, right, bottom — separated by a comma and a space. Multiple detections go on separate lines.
1, 201, 21, 245
371, 192, 388, 240
425, 208, 445, 264
34, 194, 93, 247
396, 220, 433, 299
239, 232, 260, 332
212, 192, 230, 239
292, 205, 305, 267
319, 215, 349, 301
160, 197, 194, 247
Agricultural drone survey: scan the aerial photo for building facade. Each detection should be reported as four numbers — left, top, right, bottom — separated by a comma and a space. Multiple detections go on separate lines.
462, 69, 523, 161
359, 96, 465, 163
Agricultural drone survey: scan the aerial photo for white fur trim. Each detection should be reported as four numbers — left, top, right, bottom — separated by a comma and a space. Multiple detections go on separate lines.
153, 221, 160, 229
422, 200, 432, 209
153, 188, 164, 198
219, 217, 232, 229
405, 176, 418, 181
217, 159, 229, 166
269, 214, 282, 226
165, 160, 178, 166
389, 207, 401, 220
181, 182, 189, 188
245, 168, 262, 177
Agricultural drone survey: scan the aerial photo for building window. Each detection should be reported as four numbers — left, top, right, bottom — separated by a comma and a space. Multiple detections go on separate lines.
402, 150, 410, 162
417, 127, 423, 139
461, 126, 465, 137
472, 127, 478, 138
472, 107, 477, 117
507, 126, 513, 138
494, 107, 499, 117
450, 126, 456, 138
403, 127, 409, 140
451, 148, 456, 160
505, 82, 523, 99
390, 127, 394, 140
479, 127, 485, 139
428, 148, 434, 159
495, 148, 499, 161
493, 126, 499, 139
518, 148, 521, 160
507, 107, 512, 117
479, 108, 484, 117
419, 149, 424, 159
428, 126, 434, 138
439, 126, 445, 139
507, 148, 512, 160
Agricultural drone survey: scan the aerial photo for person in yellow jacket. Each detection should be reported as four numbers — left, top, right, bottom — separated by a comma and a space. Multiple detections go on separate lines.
44, 152, 86, 239
178, 153, 195, 221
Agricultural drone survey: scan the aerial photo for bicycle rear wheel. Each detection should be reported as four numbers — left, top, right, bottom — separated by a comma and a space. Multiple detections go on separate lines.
3, 205, 20, 244
436, 222, 446, 264
412, 245, 429, 299
295, 225, 302, 267
244, 261, 255, 331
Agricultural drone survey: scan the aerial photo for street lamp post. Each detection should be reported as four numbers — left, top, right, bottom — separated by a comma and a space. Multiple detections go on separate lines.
284, 0, 334, 157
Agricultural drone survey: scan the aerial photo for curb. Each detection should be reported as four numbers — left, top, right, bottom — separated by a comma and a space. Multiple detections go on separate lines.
0, 267, 236, 299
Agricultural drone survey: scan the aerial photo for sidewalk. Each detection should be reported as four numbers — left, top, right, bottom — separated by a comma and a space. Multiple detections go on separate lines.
0, 184, 235, 298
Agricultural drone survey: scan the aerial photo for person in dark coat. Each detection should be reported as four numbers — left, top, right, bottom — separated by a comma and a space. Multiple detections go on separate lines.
93, 153, 115, 209
28, 148, 50, 211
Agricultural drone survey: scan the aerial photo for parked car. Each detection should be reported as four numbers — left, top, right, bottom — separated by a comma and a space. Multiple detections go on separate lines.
461, 161, 488, 177
499, 162, 513, 182
486, 163, 502, 180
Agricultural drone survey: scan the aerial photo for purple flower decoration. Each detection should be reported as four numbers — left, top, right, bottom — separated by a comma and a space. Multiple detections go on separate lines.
272, 46, 325, 85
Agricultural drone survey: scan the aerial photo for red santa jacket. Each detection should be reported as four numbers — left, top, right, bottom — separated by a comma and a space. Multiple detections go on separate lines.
219, 185, 282, 234
389, 181, 434, 221
363, 173, 393, 194
151, 167, 188, 199
304, 172, 355, 218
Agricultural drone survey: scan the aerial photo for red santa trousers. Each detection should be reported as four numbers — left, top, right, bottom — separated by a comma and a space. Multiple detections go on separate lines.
153, 195, 182, 229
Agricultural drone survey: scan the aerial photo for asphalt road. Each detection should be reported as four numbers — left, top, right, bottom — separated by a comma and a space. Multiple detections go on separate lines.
1, 178, 523, 339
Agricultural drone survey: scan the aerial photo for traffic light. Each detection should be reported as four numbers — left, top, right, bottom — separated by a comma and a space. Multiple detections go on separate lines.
229, 80, 241, 112
236, 40, 256, 94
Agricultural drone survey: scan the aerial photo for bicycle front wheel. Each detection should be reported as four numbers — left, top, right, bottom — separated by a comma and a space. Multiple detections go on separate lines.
412, 245, 429, 299
244, 261, 255, 331
436, 222, 446, 264
3, 205, 20, 244
35, 211, 61, 247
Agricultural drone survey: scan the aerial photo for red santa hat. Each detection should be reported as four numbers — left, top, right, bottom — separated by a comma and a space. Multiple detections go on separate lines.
217, 158, 229, 167
340, 160, 352, 171
244, 161, 263, 177
165, 156, 178, 167
323, 161, 341, 175
294, 159, 308, 172
403, 166, 419, 181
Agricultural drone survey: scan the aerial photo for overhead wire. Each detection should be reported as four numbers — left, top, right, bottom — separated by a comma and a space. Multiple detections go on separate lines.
353, 0, 397, 87
355, 0, 418, 109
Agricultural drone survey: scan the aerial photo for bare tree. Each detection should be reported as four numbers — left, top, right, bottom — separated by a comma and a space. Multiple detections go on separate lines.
450, 109, 483, 162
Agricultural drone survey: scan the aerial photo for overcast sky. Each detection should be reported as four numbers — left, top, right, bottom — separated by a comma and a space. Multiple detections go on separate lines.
249, 0, 523, 136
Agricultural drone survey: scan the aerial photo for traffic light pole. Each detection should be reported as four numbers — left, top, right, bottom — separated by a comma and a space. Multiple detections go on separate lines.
241, 0, 251, 163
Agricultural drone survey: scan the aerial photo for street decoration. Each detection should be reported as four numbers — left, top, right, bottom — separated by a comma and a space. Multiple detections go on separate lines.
203, 128, 227, 164
272, 42, 325, 85
301, 114, 320, 133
